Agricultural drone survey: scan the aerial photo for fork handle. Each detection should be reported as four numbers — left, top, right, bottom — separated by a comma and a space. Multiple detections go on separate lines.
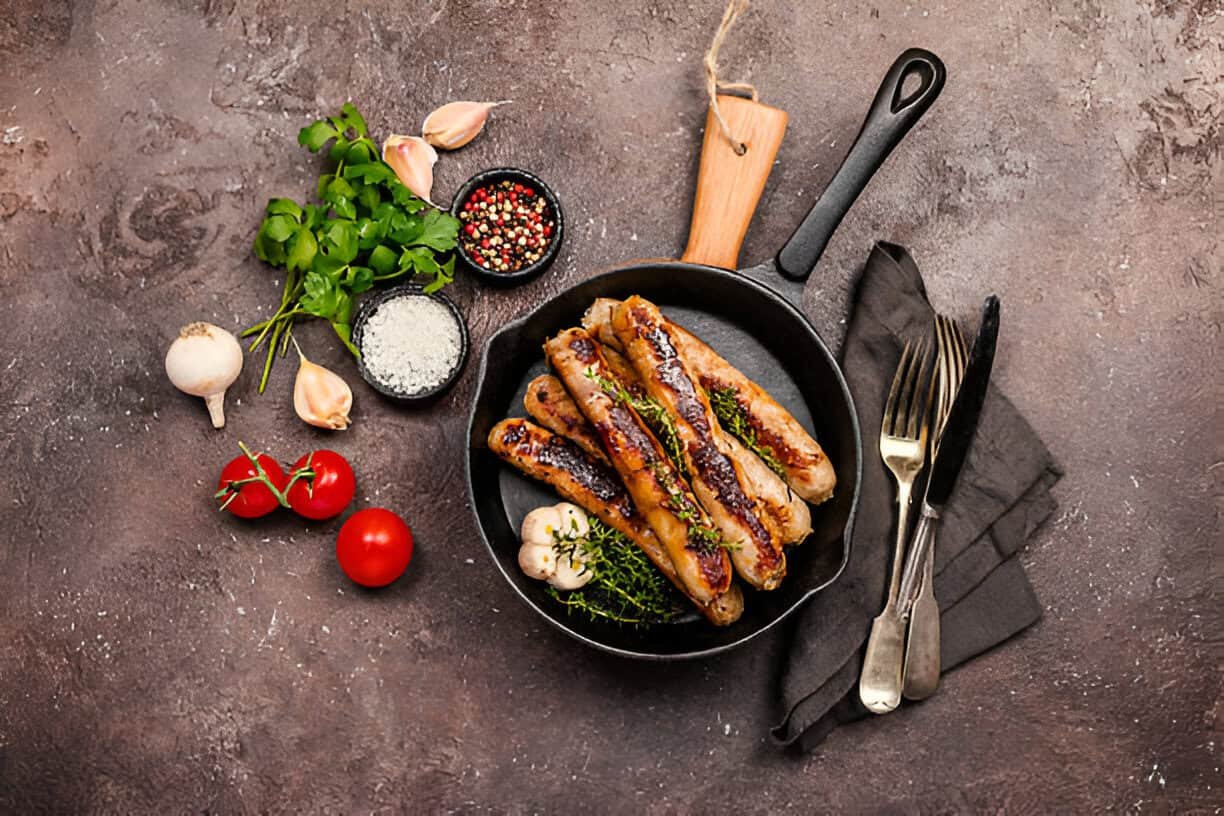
859, 485, 915, 713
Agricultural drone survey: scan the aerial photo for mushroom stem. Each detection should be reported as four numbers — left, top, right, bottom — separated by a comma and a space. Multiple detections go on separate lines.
205, 393, 226, 428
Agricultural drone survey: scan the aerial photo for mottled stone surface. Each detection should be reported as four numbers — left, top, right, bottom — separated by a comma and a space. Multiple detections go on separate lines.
0, 0, 1219, 812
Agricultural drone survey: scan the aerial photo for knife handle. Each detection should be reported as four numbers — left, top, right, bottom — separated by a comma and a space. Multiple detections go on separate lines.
682, 95, 788, 270
777, 48, 945, 281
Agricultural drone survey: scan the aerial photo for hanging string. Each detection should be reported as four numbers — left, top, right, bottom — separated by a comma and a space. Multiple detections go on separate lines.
703, 0, 758, 156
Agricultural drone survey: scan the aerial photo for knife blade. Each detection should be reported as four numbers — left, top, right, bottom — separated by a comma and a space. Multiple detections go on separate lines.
922, 295, 1000, 507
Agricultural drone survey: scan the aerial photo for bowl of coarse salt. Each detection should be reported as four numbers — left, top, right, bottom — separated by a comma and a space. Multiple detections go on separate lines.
351, 285, 470, 403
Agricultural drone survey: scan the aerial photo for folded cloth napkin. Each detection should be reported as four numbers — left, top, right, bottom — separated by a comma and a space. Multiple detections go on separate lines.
773, 241, 1062, 752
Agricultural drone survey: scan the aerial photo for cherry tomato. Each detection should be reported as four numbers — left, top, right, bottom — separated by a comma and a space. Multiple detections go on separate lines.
216, 451, 287, 519
336, 508, 413, 588
286, 450, 356, 520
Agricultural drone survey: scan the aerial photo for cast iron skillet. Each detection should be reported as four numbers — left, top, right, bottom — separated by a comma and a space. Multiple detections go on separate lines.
467, 49, 946, 660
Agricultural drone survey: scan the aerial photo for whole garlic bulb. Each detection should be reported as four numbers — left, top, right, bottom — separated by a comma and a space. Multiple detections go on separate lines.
165, 322, 243, 429
292, 340, 352, 430
517, 503, 594, 589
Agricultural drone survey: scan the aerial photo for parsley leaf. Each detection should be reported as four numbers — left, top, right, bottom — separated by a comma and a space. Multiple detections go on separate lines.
339, 102, 367, 136
417, 209, 461, 252
286, 227, 317, 272
298, 121, 339, 152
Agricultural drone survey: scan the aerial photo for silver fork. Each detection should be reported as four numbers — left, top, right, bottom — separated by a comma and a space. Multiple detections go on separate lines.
901, 315, 968, 700
859, 337, 935, 714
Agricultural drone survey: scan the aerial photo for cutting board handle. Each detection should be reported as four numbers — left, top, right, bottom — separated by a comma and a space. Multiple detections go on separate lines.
681, 95, 788, 270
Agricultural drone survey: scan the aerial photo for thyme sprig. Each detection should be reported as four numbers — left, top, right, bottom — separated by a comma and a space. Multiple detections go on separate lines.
584, 367, 687, 477
648, 462, 738, 555
547, 518, 684, 626
707, 385, 786, 478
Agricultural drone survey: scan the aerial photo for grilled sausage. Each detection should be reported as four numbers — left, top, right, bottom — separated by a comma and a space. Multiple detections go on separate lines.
584, 298, 836, 504
613, 296, 786, 590
544, 328, 734, 605
523, 375, 610, 464
487, 418, 743, 625
600, 340, 809, 546
724, 434, 812, 545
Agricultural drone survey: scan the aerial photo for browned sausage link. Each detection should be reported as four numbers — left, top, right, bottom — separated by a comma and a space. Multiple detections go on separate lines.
544, 328, 733, 604
724, 434, 812, 545
598, 345, 647, 399
584, 298, 836, 504
583, 298, 622, 349
486, 418, 743, 625
523, 375, 610, 465
613, 296, 786, 590
488, 418, 641, 532
598, 338, 808, 545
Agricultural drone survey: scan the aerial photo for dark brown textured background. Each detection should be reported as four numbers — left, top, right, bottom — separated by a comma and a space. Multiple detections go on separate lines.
1, 0, 1219, 812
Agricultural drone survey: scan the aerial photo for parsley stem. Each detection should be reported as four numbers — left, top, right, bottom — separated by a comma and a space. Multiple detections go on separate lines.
257, 320, 285, 394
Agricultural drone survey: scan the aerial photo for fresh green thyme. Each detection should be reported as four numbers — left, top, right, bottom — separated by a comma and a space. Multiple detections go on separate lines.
648, 462, 738, 555
584, 367, 687, 477
547, 517, 684, 626
706, 385, 786, 478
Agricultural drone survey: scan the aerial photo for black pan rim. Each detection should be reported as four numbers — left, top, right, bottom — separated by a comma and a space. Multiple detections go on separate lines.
464, 260, 863, 660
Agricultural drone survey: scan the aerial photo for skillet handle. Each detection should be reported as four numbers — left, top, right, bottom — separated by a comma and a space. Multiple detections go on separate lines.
681, 95, 789, 270
776, 48, 945, 281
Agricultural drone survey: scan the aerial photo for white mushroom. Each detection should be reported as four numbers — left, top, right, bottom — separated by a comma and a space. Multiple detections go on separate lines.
517, 543, 557, 580
164, 322, 243, 428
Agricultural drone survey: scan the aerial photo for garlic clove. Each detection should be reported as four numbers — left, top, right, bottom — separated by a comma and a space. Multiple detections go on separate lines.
421, 100, 511, 151
292, 340, 353, 430
165, 322, 243, 429
520, 506, 563, 549
547, 546, 594, 591
518, 542, 557, 580
553, 502, 590, 540
382, 134, 438, 203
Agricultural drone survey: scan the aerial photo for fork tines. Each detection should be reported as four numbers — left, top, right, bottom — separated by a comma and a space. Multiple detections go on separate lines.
883, 336, 936, 441
932, 316, 968, 447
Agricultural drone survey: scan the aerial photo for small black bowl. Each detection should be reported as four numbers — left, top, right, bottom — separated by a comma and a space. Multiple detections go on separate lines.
351, 284, 470, 403
449, 167, 564, 287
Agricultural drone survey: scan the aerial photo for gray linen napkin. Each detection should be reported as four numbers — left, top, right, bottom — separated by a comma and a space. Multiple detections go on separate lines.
773, 242, 1062, 751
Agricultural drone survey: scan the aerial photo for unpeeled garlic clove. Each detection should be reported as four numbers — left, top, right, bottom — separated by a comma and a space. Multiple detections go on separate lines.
292, 340, 353, 430
518, 543, 557, 580
553, 502, 590, 540
421, 100, 510, 151
548, 547, 594, 591
382, 134, 438, 203
520, 506, 563, 549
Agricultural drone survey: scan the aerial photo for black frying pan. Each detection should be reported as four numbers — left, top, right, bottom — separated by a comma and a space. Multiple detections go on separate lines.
466, 49, 946, 660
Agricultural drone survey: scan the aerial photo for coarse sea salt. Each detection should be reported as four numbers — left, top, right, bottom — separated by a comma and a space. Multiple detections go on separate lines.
361, 294, 462, 395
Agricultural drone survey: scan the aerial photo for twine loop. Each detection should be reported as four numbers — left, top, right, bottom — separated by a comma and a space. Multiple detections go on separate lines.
703, 0, 758, 155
